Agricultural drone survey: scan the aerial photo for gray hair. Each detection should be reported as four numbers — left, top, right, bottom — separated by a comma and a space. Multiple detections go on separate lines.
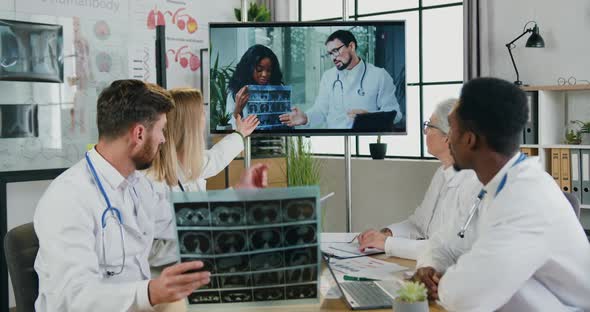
431, 98, 458, 134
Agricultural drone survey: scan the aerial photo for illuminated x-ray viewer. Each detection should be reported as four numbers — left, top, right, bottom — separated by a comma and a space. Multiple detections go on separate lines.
245, 85, 291, 130
170, 186, 320, 307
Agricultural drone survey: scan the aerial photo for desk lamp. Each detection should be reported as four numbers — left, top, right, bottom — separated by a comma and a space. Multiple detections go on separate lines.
505, 21, 545, 85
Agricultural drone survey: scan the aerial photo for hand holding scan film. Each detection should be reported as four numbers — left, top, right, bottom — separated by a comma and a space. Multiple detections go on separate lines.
279, 107, 307, 127
233, 86, 250, 117
235, 114, 259, 137
235, 163, 269, 189
148, 261, 211, 305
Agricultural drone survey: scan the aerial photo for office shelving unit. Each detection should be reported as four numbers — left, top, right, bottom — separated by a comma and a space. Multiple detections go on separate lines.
519, 84, 590, 209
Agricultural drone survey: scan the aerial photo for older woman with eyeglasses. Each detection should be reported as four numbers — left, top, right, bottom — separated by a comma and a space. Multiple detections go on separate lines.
357, 98, 482, 260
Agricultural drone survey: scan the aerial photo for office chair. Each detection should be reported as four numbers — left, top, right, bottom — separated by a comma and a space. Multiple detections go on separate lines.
563, 191, 580, 219
4, 222, 39, 312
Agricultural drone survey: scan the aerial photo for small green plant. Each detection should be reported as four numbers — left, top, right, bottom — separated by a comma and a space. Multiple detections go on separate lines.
285, 137, 322, 187
565, 129, 581, 145
210, 52, 235, 129
234, 2, 271, 22
396, 281, 427, 303
571, 120, 590, 133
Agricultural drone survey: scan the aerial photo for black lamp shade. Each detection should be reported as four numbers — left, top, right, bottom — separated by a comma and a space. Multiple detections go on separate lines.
525, 25, 545, 48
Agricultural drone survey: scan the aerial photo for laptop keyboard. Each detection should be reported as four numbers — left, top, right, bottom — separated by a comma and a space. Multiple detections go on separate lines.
340, 282, 393, 308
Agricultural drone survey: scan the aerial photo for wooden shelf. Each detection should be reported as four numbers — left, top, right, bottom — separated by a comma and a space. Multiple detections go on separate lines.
522, 85, 590, 92
521, 144, 590, 149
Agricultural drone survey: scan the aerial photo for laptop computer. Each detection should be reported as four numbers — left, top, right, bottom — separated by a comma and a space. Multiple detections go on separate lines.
325, 256, 401, 310
351, 111, 397, 132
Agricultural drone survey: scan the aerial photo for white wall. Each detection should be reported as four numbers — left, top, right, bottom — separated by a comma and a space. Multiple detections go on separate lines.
318, 157, 439, 232
484, 0, 590, 229
484, 0, 590, 86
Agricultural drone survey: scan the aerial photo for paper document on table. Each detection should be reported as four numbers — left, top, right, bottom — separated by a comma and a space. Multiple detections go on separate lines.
320, 232, 359, 243
329, 257, 408, 282
321, 232, 384, 259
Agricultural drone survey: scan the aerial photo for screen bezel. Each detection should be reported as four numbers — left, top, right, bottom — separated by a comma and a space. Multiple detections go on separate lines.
209, 20, 407, 137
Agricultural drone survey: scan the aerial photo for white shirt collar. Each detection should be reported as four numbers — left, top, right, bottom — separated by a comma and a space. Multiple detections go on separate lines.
340, 59, 364, 78
87, 148, 138, 190
482, 152, 522, 198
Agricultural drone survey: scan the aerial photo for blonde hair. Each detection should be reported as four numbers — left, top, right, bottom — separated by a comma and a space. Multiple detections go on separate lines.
149, 88, 205, 187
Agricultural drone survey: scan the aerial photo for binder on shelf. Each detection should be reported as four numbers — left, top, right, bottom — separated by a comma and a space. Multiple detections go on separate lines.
581, 150, 590, 205
523, 91, 538, 144
559, 149, 571, 192
551, 149, 561, 187
570, 149, 582, 203
520, 147, 538, 157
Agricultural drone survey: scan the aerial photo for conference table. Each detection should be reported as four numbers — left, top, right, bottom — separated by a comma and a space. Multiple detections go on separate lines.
160, 254, 445, 312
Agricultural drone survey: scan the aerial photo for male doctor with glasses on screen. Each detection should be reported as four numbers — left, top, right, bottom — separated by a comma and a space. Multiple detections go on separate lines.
279, 30, 402, 129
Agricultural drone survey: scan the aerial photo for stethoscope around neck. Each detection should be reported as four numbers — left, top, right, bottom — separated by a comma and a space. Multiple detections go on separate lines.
85, 152, 126, 277
332, 58, 367, 96
457, 153, 527, 238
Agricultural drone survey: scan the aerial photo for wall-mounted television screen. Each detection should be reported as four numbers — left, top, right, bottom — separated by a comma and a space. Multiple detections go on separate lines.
209, 21, 406, 136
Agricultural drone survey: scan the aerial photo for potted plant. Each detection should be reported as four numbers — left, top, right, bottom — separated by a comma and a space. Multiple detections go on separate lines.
210, 52, 234, 131
283, 137, 325, 227
392, 281, 429, 312
285, 137, 322, 187
369, 135, 387, 159
234, 2, 271, 22
570, 120, 590, 145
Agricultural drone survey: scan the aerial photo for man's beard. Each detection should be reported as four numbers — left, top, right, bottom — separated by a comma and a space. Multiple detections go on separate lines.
133, 140, 158, 170
336, 58, 350, 71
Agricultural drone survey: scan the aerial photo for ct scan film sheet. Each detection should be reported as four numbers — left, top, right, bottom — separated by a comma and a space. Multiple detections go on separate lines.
170, 186, 321, 307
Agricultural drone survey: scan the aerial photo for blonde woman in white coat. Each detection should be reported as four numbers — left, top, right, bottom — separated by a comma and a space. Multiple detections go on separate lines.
148, 88, 259, 192
357, 99, 481, 260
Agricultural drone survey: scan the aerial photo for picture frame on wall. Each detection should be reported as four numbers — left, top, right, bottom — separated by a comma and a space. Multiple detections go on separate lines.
0, 19, 63, 83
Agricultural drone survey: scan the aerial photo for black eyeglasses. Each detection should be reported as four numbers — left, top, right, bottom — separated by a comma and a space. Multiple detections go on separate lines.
423, 120, 446, 135
325, 44, 347, 58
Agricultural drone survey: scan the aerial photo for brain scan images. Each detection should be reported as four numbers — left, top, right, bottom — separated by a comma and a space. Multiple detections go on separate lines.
253, 271, 284, 286
286, 284, 317, 299
284, 224, 317, 246
251, 251, 284, 271
214, 231, 248, 254
249, 227, 282, 250
179, 231, 212, 255
254, 287, 285, 301
245, 85, 292, 130
221, 290, 252, 303
219, 274, 251, 289
247, 200, 280, 224
175, 203, 210, 226
283, 198, 316, 222
216, 255, 250, 273
211, 203, 246, 226
173, 188, 320, 305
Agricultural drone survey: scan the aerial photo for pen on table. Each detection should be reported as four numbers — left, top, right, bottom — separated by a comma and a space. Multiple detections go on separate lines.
343, 275, 378, 282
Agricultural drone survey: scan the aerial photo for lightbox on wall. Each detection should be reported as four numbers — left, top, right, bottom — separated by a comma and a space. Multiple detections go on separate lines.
0, 19, 63, 83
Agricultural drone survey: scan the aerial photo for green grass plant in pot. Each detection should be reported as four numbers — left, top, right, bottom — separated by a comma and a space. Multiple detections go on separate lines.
392, 281, 428, 312
210, 52, 234, 131
570, 120, 590, 145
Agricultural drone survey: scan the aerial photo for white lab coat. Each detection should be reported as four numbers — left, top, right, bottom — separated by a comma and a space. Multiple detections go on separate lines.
34, 148, 177, 312
148, 133, 244, 266
417, 154, 590, 311
383, 166, 481, 260
305, 60, 402, 128
171, 132, 244, 192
